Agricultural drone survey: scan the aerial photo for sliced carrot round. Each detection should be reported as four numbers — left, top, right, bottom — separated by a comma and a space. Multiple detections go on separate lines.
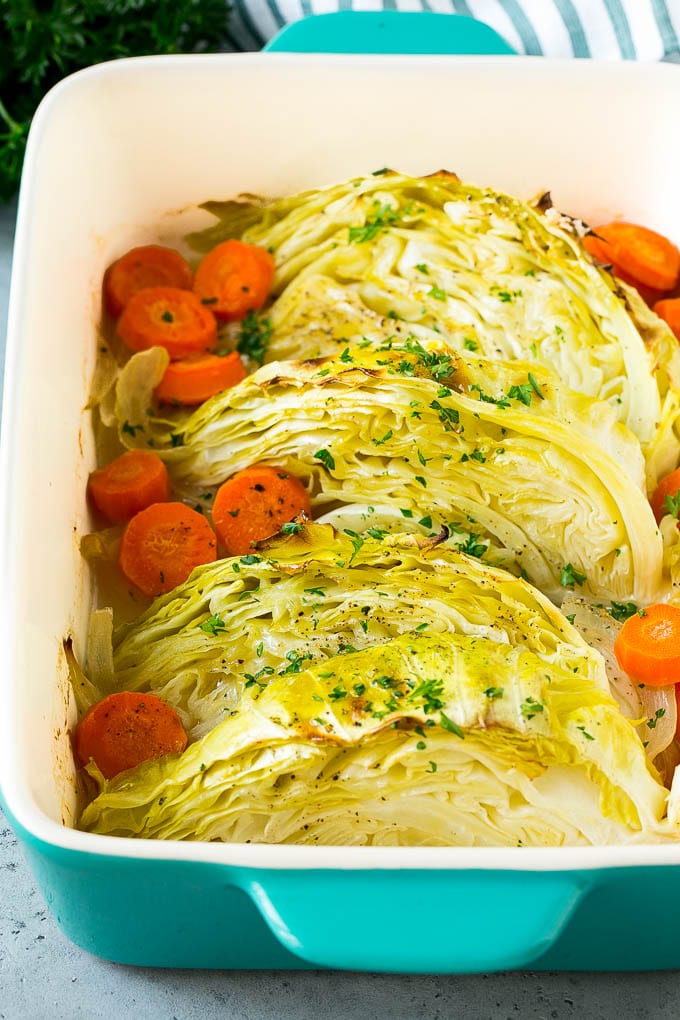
653, 298, 680, 342
193, 240, 275, 322
650, 467, 680, 524
117, 286, 218, 358
119, 501, 217, 597
212, 465, 311, 555
584, 222, 680, 293
154, 351, 247, 406
614, 603, 680, 687
583, 233, 669, 305
88, 450, 171, 524
103, 245, 193, 318
74, 691, 187, 779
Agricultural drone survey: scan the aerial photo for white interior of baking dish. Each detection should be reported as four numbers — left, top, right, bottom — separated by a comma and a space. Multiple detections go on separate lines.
3, 52, 680, 869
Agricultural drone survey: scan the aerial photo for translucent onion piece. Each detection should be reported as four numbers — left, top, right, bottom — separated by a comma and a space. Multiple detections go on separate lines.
561, 594, 677, 765
85, 608, 115, 693
639, 684, 677, 764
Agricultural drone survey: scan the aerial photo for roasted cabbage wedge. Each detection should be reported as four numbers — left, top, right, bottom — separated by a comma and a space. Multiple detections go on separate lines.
79, 630, 676, 846
187, 171, 680, 485
99, 524, 608, 741
113, 344, 662, 603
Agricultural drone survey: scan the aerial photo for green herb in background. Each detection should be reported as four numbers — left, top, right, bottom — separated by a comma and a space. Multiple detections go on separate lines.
0, 0, 233, 202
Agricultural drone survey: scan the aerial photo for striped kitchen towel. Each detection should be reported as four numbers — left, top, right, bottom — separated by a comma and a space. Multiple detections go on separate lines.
223, 0, 680, 60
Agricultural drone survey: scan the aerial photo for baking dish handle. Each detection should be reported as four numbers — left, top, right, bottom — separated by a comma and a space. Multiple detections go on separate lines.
264, 12, 516, 56
241, 868, 588, 973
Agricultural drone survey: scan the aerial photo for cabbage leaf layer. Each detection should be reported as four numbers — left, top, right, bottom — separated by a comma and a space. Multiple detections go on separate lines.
115, 346, 662, 603
105, 523, 608, 740
188, 171, 680, 481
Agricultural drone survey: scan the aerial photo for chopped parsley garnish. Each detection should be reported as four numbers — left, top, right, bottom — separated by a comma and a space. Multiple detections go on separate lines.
428, 285, 446, 301
459, 533, 488, 559
647, 708, 666, 730
507, 383, 533, 406
520, 696, 545, 720
426, 761, 438, 773
314, 449, 336, 471
244, 665, 275, 688
237, 310, 272, 366
418, 515, 433, 529
560, 563, 587, 588
348, 201, 400, 243
469, 384, 510, 409
415, 475, 427, 487
281, 522, 304, 535
463, 337, 478, 352
329, 686, 348, 701
663, 492, 680, 519
429, 400, 460, 429
409, 677, 445, 714
484, 686, 504, 700
400, 508, 414, 518
122, 420, 144, 437
304, 587, 326, 597
607, 601, 639, 622
401, 338, 453, 381
373, 430, 393, 446
343, 529, 365, 562
339, 348, 354, 363
240, 554, 261, 566
576, 725, 595, 740
199, 614, 226, 636
279, 649, 313, 675
528, 373, 545, 400
440, 712, 464, 739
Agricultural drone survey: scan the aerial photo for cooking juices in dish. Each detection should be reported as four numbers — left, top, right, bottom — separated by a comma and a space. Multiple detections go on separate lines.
74, 170, 680, 846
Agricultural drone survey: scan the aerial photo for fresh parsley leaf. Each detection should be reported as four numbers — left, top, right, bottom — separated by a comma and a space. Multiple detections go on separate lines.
560, 563, 587, 587
348, 201, 400, 243
237, 311, 272, 365
314, 449, 336, 471
281, 522, 303, 535
199, 614, 226, 636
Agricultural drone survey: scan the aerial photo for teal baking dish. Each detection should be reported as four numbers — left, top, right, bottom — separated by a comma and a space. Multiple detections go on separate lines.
3, 16, 680, 972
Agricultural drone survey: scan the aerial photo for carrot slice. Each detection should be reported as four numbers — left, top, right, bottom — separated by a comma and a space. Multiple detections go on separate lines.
583, 233, 669, 305
653, 298, 680, 342
117, 286, 218, 358
650, 467, 680, 524
584, 222, 680, 293
155, 351, 247, 406
614, 603, 680, 686
193, 240, 275, 322
119, 501, 217, 597
103, 245, 193, 318
88, 450, 171, 524
74, 691, 187, 779
212, 465, 311, 555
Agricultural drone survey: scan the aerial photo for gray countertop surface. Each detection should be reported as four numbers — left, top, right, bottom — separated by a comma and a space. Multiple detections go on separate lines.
1, 198, 680, 1020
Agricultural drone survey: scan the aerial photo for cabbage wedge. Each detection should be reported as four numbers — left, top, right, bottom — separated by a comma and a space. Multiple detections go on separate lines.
188, 171, 680, 480
79, 631, 674, 846
114, 345, 662, 603
104, 523, 608, 740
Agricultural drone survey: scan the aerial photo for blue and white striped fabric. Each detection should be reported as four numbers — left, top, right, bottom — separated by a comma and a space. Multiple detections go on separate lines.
223, 0, 680, 60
